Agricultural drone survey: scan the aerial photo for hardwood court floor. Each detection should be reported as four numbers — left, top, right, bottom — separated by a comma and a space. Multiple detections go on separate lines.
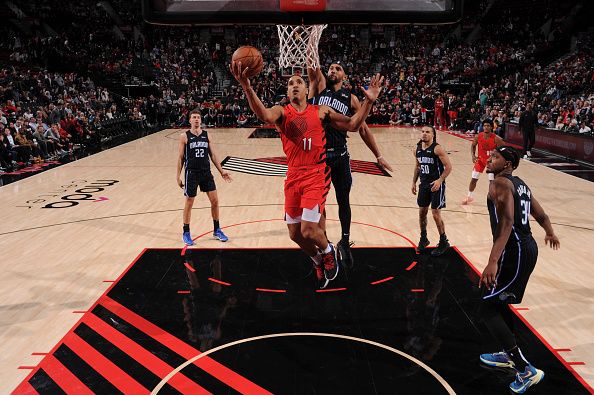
0, 126, 592, 393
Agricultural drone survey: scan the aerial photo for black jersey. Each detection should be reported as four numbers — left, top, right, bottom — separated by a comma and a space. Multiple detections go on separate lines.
487, 174, 533, 246
184, 130, 211, 171
311, 86, 352, 153
416, 141, 444, 185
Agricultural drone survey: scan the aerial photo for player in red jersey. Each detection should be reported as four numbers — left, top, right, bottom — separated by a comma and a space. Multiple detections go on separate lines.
434, 95, 445, 129
462, 119, 504, 205
230, 61, 383, 289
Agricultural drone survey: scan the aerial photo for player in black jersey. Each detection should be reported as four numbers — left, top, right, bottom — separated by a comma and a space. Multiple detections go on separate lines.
308, 62, 392, 266
479, 146, 559, 394
412, 126, 452, 256
177, 109, 232, 246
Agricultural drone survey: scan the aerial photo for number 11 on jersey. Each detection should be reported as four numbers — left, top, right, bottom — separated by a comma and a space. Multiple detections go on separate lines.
303, 137, 312, 151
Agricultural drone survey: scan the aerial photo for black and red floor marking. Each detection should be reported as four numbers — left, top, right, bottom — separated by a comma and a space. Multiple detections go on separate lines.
13, 245, 592, 394
220, 155, 392, 177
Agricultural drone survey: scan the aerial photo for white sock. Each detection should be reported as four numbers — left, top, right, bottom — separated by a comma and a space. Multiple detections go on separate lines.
467, 191, 474, 198
323, 243, 332, 254
311, 253, 322, 265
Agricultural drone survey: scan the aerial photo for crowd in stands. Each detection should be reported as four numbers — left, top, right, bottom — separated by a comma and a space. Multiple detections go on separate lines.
2, 0, 593, 173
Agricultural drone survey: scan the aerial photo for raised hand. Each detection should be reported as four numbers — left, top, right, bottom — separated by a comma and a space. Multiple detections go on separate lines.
229, 61, 251, 88
361, 73, 385, 102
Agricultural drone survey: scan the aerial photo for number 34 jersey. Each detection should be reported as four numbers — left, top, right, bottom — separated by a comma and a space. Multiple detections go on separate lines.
487, 174, 533, 246
277, 104, 327, 173
184, 130, 211, 172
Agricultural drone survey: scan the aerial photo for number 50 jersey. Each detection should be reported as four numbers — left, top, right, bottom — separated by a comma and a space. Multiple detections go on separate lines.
416, 141, 444, 185
184, 130, 211, 172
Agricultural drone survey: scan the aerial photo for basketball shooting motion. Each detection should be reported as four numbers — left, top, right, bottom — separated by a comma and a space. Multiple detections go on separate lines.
230, 57, 384, 289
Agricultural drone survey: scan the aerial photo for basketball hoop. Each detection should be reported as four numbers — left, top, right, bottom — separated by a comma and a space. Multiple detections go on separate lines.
277, 24, 327, 73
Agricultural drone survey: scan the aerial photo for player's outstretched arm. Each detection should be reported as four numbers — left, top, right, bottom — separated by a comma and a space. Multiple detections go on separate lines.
307, 66, 325, 99
325, 74, 383, 131
352, 94, 392, 172
230, 61, 283, 125
530, 195, 560, 249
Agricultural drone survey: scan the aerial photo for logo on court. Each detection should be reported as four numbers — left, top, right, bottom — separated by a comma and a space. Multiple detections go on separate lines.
18, 179, 119, 209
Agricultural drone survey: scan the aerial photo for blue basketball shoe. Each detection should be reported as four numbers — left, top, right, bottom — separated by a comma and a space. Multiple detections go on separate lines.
213, 228, 229, 242
183, 232, 195, 246
509, 365, 544, 393
480, 351, 515, 368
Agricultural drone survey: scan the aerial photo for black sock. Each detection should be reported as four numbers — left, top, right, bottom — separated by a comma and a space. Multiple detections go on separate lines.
213, 220, 220, 231
341, 233, 349, 243
183, 223, 190, 233
421, 230, 427, 239
440, 233, 448, 242
506, 346, 528, 371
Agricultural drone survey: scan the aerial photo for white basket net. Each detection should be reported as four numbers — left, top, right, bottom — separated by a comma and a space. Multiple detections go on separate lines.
276, 24, 327, 70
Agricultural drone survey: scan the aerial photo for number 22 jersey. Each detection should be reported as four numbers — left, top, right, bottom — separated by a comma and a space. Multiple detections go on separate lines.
184, 130, 211, 172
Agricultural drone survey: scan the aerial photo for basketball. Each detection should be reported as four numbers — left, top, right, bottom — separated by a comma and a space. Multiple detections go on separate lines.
232, 46, 263, 78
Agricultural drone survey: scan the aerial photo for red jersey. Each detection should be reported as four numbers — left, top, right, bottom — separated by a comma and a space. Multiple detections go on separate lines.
435, 98, 444, 109
277, 104, 326, 171
477, 132, 497, 160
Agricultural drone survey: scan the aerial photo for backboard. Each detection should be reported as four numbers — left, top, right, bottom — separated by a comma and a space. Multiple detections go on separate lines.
142, 0, 463, 25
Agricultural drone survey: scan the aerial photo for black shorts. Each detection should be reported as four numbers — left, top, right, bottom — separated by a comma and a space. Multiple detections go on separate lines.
326, 151, 352, 192
184, 169, 216, 197
417, 183, 446, 209
482, 238, 538, 304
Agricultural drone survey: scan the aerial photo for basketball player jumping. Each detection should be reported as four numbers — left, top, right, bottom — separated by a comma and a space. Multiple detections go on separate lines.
230, 61, 383, 289
307, 62, 393, 267
177, 109, 232, 246
462, 119, 504, 205
479, 146, 559, 393
412, 126, 452, 256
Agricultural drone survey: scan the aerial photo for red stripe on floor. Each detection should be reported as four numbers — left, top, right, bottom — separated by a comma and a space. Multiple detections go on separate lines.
370, 276, 394, 285
17, 366, 37, 370
82, 313, 209, 394
62, 333, 148, 394
40, 354, 93, 395
255, 288, 287, 293
72, 311, 88, 314
567, 362, 586, 366
555, 348, 572, 352
184, 262, 196, 272
100, 296, 273, 395
208, 278, 231, 286
405, 261, 417, 271
411, 289, 424, 292
102, 280, 115, 283
514, 307, 530, 311
177, 290, 191, 294
315, 287, 347, 293
10, 380, 38, 394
